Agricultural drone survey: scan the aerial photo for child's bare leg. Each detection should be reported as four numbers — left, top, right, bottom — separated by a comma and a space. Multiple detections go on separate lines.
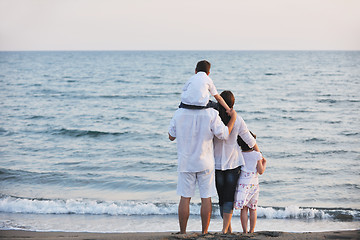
249, 208, 257, 233
240, 207, 248, 233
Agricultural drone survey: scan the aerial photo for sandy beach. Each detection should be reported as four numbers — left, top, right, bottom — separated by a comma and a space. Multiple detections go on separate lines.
1, 230, 359, 240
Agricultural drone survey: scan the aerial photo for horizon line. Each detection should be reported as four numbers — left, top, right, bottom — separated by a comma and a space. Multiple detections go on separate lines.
1, 49, 360, 52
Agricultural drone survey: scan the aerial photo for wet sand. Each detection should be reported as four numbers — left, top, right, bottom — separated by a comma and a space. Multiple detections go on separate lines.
0, 230, 359, 240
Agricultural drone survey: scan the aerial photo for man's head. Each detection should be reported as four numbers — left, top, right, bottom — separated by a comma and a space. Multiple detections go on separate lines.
195, 60, 211, 75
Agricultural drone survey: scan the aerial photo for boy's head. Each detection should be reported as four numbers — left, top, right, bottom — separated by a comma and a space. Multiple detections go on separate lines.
195, 60, 211, 75
237, 131, 256, 151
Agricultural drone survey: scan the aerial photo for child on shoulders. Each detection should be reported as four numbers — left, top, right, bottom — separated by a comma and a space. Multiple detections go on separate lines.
179, 60, 231, 113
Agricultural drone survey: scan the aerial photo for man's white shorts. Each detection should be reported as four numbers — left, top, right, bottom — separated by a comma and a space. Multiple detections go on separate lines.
177, 168, 217, 198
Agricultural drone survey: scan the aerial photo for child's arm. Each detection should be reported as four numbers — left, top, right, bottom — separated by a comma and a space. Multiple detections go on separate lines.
168, 133, 176, 141
214, 94, 231, 113
257, 157, 267, 175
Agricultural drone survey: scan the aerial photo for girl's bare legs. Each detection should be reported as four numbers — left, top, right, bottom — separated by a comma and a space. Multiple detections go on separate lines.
240, 207, 248, 233
249, 209, 257, 233
222, 212, 232, 234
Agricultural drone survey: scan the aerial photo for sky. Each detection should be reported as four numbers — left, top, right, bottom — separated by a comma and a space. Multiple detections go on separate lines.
0, 0, 359, 51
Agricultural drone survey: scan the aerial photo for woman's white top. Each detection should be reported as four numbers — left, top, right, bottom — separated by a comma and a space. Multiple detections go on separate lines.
241, 151, 263, 173
213, 115, 256, 170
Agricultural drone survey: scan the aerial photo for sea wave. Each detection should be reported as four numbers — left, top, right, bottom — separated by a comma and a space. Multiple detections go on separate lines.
264, 72, 282, 76
51, 128, 130, 138
0, 168, 175, 191
0, 128, 7, 134
0, 195, 358, 221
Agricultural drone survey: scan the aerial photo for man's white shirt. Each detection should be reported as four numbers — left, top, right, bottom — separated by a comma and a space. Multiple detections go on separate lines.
169, 108, 229, 172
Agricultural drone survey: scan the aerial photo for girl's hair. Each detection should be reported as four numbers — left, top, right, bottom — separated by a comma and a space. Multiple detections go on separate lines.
237, 131, 256, 151
218, 90, 235, 125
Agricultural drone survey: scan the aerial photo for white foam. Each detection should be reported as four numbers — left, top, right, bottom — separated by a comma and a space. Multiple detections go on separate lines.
0, 195, 358, 221
0, 196, 180, 215
254, 205, 330, 219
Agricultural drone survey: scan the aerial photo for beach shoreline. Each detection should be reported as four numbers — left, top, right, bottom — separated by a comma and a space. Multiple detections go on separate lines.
1, 230, 359, 240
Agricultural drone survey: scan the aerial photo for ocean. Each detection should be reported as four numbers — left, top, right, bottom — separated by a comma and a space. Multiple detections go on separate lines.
0, 51, 359, 233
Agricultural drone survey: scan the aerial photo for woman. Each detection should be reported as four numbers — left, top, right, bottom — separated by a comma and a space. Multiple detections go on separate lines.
213, 90, 259, 234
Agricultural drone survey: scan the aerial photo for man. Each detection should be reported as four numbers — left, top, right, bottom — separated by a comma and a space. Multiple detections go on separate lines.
168, 103, 237, 234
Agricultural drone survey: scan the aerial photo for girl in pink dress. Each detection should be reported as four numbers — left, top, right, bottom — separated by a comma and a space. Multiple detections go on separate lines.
234, 132, 267, 233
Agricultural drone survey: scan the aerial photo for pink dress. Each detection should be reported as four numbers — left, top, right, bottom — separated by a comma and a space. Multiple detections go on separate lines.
234, 151, 262, 210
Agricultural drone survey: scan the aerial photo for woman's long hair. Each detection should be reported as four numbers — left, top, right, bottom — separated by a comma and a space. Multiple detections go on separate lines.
219, 91, 235, 125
